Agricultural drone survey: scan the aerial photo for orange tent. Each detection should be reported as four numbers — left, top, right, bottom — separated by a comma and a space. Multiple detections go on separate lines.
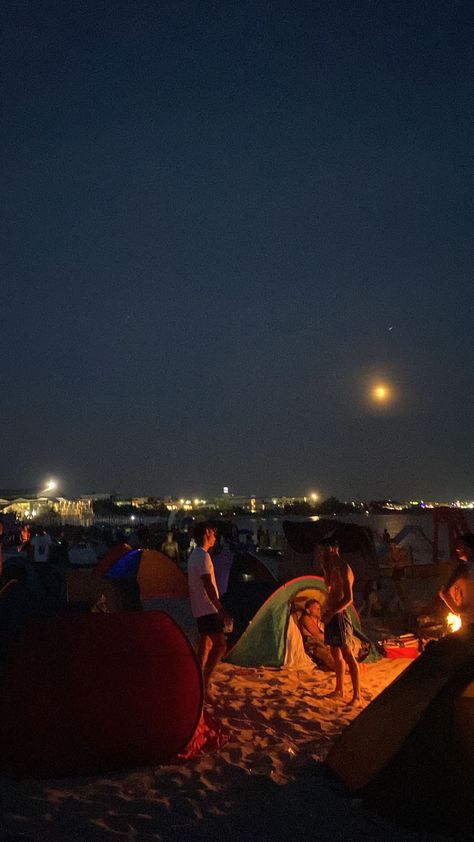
103, 547, 188, 599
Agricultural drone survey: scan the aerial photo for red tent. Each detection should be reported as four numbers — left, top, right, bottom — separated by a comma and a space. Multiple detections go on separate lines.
0, 611, 203, 777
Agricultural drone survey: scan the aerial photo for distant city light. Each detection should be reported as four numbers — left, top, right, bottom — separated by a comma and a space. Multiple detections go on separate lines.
223, 486, 229, 494
310, 492, 319, 502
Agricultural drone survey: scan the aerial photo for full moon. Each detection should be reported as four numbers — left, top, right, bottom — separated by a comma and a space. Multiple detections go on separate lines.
370, 382, 392, 405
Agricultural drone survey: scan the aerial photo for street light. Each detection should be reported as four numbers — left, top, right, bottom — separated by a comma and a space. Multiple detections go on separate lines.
39, 479, 58, 496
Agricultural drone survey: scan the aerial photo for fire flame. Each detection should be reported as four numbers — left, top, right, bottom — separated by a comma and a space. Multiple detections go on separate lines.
446, 612, 462, 633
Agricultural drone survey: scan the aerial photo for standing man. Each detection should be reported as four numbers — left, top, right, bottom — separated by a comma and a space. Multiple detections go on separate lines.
319, 536, 360, 704
388, 539, 408, 616
30, 526, 53, 592
161, 531, 180, 565
438, 533, 474, 629
188, 522, 232, 697
30, 526, 52, 566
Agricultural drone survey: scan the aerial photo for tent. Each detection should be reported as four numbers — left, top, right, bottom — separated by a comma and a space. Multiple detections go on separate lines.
213, 549, 278, 647
326, 629, 474, 833
0, 611, 203, 777
68, 541, 98, 567
225, 575, 377, 668
281, 519, 379, 587
95, 542, 133, 576
377, 524, 433, 566
213, 549, 277, 596
104, 548, 188, 599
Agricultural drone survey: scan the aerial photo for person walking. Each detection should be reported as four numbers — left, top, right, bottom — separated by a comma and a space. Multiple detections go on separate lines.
188, 522, 232, 698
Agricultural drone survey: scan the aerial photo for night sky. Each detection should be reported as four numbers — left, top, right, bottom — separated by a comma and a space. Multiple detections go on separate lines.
2, 1, 473, 500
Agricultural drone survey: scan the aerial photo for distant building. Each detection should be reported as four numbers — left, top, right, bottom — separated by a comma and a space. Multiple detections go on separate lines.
0, 496, 93, 526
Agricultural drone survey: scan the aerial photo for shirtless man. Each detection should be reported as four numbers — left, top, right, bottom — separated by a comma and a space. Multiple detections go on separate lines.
438, 533, 474, 630
319, 536, 360, 703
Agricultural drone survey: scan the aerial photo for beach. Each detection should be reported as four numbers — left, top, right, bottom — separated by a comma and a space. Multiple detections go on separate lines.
0, 654, 450, 842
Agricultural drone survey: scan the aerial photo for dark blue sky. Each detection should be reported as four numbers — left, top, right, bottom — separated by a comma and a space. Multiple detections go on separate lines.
2, 0, 473, 499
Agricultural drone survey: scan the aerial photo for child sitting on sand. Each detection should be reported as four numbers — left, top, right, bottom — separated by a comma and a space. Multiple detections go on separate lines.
299, 599, 335, 671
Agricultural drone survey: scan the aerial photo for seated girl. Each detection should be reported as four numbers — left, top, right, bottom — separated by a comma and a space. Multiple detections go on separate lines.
299, 598, 335, 671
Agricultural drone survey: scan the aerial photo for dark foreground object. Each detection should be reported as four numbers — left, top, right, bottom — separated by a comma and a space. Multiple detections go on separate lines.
0, 611, 203, 777
327, 629, 474, 833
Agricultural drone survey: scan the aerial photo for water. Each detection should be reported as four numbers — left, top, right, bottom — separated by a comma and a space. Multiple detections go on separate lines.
235, 511, 474, 558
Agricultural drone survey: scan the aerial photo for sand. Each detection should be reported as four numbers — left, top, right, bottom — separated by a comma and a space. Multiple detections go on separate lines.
0, 654, 452, 842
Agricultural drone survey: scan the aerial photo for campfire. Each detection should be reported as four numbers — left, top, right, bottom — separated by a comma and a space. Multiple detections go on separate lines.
446, 612, 462, 633
416, 609, 462, 645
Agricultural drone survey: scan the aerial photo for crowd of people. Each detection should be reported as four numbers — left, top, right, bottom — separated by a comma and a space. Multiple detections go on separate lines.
1, 513, 473, 707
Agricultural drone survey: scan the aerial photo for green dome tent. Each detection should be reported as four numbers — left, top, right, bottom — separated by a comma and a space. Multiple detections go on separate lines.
225, 575, 379, 668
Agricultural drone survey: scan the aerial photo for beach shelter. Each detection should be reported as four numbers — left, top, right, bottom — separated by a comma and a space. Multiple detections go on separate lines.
0, 611, 203, 777
104, 548, 188, 599
213, 549, 278, 646
281, 519, 380, 586
326, 630, 474, 833
213, 549, 277, 596
94, 542, 132, 576
225, 575, 376, 668
377, 524, 433, 566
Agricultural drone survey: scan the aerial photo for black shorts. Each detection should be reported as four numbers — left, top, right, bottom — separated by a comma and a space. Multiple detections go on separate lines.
196, 613, 225, 635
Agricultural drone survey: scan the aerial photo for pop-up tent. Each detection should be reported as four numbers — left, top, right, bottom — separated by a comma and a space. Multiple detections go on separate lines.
0, 611, 203, 777
103, 548, 188, 599
213, 549, 277, 596
225, 575, 378, 668
95, 542, 132, 576
213, 549, 278, 647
